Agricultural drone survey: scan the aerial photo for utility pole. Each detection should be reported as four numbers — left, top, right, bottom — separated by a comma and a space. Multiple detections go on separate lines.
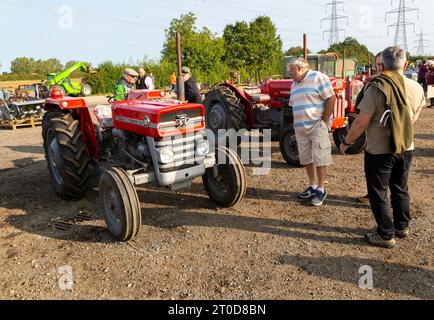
321, 0, 348, 48
415, 29, 430, 56
386, 0, 419, 53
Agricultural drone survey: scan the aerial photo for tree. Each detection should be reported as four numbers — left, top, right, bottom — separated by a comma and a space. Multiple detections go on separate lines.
223, 16, 282, 80
223, 21, 251, 70
161, 12, 227, 84
319, 37, 374, 66
284, 46, 311, 57
10, 57, 63, 74
35, 58, 63, 74
10, 57, 37, 74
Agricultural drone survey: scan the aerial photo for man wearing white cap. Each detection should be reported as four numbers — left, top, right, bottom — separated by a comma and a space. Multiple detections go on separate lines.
182, 66, 202, 103
114, 68, 139, 101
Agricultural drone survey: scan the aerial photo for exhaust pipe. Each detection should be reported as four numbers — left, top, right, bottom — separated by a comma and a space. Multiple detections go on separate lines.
176, 32, 185, 101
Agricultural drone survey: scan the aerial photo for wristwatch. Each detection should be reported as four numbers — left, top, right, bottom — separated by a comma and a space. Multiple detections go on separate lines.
343, 138, 352, 146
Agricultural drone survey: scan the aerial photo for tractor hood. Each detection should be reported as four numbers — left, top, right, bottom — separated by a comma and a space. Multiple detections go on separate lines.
112, 99, 205, 139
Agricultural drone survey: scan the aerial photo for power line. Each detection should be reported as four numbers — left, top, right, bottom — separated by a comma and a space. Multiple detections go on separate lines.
321, 0, 348, 48
385, 0, 419, 53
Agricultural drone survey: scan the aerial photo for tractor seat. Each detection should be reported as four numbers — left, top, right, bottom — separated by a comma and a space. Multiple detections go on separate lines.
244, 88, 271, 103
94, 104, 113, 128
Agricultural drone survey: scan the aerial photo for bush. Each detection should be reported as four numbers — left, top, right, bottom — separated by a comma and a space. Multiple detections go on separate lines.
85, 61, 128, 95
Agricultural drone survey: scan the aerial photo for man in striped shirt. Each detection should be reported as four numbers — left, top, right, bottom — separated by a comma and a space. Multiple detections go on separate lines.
288, 58, 336, 206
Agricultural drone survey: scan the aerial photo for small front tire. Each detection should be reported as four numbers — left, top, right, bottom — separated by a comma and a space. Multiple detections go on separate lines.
203, 147, 247, 207
99, 168, 141, 242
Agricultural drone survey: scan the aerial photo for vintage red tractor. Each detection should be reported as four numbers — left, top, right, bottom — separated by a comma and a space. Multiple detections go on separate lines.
203, 53, 367, 166
42, 89, 247, 242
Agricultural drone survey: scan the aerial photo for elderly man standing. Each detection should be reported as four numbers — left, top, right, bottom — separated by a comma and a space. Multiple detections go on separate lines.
340, 46, 425, 249
113, 68, 139, 101
288, 58, 336, 206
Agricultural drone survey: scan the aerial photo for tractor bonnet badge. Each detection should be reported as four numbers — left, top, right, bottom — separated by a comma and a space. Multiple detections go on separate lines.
175, 114, 189, 127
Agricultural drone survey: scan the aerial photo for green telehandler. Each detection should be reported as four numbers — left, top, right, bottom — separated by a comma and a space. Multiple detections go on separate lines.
45, 62, 93, 97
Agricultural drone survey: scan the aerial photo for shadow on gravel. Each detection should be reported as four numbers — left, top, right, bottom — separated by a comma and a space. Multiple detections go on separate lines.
414, 134, 434, 141
278, 255, 434, 300
5, 145, 45, 154
245, 187, 370, 209
415, 148, 434, 158
5, 180, 371, 247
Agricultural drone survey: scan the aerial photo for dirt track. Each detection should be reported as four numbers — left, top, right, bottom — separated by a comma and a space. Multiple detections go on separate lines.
0, 105, 433, 300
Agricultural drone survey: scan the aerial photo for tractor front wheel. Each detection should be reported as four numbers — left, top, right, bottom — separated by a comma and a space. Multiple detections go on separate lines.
81, 84, 92, 97
202, 147, 247, 207
332, 113, 367, 154
42, 111, 91, 199
279, 125, 302, 167
99, 168, 142, 242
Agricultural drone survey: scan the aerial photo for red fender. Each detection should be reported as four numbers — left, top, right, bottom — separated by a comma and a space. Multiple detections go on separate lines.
44, 97, 99, 160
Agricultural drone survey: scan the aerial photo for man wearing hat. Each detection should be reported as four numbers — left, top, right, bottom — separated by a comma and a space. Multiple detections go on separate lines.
182, 66, 202, 104
113, 68, 139, 101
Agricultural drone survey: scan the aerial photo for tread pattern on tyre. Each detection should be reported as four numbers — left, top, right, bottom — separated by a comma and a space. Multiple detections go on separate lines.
42, 111, 91, 199
204, 86, 247, 131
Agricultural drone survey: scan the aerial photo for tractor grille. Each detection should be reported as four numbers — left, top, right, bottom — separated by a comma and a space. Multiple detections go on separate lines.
155, 134, 202, 173
158, 109, 203, 134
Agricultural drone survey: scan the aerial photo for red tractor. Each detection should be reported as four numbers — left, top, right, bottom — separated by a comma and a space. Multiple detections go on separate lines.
42, 89, 247, 242
203, 53, 367, 166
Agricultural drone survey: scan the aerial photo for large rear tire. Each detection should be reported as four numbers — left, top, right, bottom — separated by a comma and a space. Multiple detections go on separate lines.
99, 168, 141, 242
202, 147, 247, 207
42, 111, 91, 199
279, 125, 302, 167
204, 86, 247, 134
332, 113, 367, 154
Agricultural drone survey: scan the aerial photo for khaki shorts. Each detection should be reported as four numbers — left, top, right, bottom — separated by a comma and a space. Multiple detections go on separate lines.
296, 120, 332, 167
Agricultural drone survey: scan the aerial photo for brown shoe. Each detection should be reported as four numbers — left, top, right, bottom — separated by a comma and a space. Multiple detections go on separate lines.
364, 231, 396, 249
395, 229, 409, 239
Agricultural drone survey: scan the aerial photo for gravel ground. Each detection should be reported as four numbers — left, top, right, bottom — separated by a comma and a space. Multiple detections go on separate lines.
0, 104, 433, 300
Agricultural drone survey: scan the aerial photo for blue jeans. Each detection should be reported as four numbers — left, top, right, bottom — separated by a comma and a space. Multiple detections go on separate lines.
364, 151, 414, 240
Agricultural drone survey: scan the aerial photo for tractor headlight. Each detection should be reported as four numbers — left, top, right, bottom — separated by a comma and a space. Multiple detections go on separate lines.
195, 140, 210, 157
158, 146, 174, 164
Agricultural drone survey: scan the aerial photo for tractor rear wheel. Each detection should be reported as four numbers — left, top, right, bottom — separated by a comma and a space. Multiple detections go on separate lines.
279, 125, 302, 167
203, 147, 247, 207
333, 113, 367, 154
99, 167, 142, 242
81, 84, 92, 97
204, 86, 247, 134
42, 111, 91, 199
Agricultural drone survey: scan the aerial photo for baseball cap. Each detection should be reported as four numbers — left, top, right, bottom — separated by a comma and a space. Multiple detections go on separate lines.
181, 66, 191, 74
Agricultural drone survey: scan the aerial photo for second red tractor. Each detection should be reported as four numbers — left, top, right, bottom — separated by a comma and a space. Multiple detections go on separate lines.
204, 53, 367, 166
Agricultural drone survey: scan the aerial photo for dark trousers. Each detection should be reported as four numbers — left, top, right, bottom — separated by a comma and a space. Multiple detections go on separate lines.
364, 151, 414, 240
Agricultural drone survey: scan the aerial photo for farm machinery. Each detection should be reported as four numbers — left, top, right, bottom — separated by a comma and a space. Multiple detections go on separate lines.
203, 53, 367, 166
42, 89, 247, 242
0, 84, 48, 122
44, 61, 93, 97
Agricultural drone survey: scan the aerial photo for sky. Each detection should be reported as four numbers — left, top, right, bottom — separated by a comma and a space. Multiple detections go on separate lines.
0, 0, 433, 72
